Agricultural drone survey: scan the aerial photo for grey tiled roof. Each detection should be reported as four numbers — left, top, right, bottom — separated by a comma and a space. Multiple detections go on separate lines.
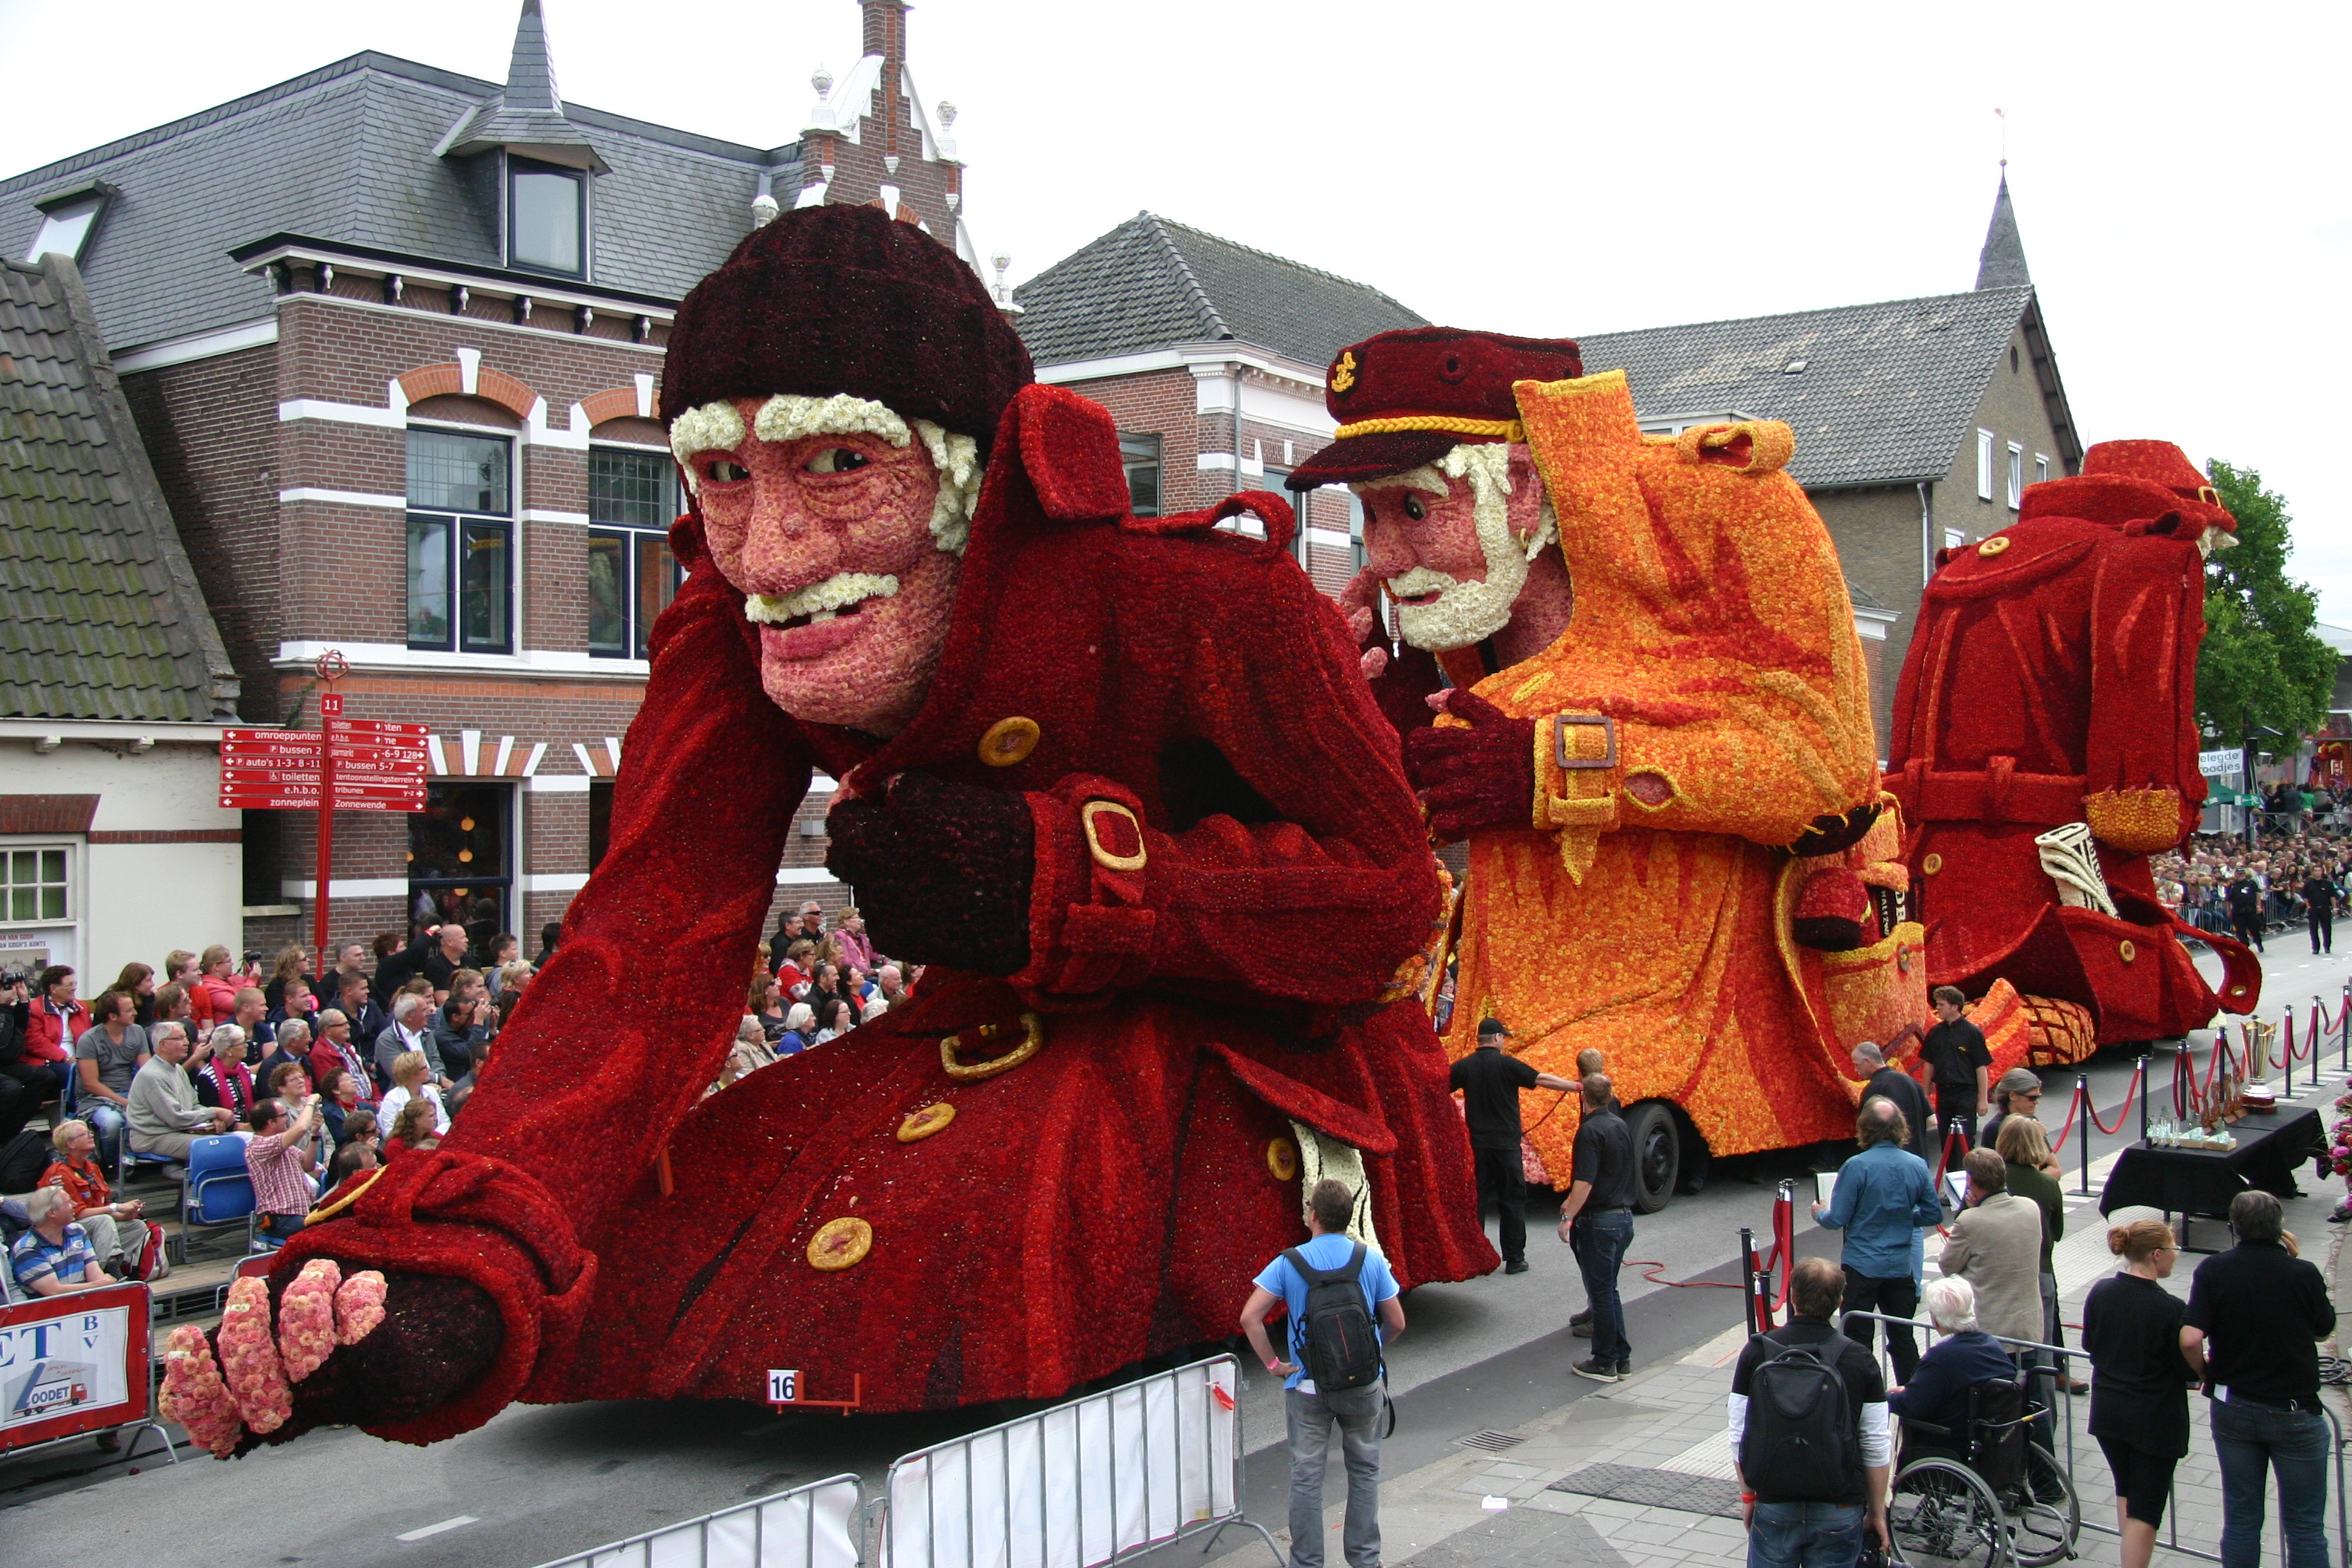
0, 51, 795, 354
1015, 212, 1427, 368
0, 255, 240, 722
1577, 287, 2043, 489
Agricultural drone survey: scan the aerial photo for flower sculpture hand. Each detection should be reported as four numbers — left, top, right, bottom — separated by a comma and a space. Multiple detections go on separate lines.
161, 1260, 386, 1457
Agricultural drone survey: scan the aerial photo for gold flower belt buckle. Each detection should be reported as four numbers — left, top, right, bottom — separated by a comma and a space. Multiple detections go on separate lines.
940, 1012, 1047, 1081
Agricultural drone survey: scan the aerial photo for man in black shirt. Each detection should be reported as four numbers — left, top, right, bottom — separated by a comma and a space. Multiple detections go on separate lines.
2183, 1191, 2337, 1568
1448, 1019, 1575, 1276
1731, 1256, 1892, 1566
2302, 869, 2337, 955
1917, 987, 1991, 1152
1852, 1040, 1929, 1159
2226, 877, 2264, 952
1558, 1074, 1636, 1382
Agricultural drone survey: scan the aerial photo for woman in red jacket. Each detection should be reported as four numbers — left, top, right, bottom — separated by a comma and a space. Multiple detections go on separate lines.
191, 944, 242, 1031
21, 965, 83, 1104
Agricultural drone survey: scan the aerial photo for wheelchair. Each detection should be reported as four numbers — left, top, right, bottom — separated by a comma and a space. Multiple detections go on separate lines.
1886, 1376, 2079, 1568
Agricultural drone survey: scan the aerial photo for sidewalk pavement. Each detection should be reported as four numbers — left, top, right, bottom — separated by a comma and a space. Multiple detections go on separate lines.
1263, 1065, 2352, 1568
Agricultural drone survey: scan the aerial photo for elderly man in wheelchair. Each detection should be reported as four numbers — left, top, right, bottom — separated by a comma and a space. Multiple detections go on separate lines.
1885, 1278, 2080, 1567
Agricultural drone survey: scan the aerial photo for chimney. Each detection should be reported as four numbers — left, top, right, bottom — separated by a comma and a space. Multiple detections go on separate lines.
862, 1, 910, 174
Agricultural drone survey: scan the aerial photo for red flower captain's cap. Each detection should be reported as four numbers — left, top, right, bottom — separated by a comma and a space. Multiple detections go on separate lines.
2019, 439, 2237, 535
661, 204, 1033, 458
1285, 326, 1584, 492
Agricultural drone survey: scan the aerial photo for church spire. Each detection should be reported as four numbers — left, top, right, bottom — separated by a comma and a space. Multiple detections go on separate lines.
1975, 172, 2032, 290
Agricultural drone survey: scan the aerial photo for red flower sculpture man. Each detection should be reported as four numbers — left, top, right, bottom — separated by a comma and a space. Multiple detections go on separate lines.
159, 205, 1491, 1455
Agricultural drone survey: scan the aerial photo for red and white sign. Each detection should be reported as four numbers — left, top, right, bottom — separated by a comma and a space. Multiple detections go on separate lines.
0, 1282, 152, 1453
218, 706, 429, 813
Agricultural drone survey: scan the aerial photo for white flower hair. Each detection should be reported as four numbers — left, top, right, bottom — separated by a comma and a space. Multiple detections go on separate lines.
668, 394, 985, 555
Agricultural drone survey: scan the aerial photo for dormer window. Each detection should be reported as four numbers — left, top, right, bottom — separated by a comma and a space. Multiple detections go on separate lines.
24, 187, 112, 264
508, 157, 585, 276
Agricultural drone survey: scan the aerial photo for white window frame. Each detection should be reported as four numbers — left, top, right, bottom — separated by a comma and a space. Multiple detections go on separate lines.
2007, 441, 2025, 509
1976, 429, 1995, 501
0, 838, 82, 975
586, 443, 681, 660
24, 194, 106, 264
2034, 453, 2051, 486
505, 154, 590, 280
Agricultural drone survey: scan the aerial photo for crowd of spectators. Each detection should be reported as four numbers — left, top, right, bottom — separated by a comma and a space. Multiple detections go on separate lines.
2155, 823, 2350, 952
2, 898, 900, 1298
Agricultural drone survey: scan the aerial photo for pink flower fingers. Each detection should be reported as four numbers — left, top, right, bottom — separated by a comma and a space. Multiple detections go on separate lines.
335, 1270, 389, 1344
217, 1276, 294, 1434
278, 1259, 344, 1383
160, 1325, 244, 1459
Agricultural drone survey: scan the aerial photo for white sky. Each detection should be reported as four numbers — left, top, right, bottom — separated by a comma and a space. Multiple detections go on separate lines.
5, 0, 2347, 616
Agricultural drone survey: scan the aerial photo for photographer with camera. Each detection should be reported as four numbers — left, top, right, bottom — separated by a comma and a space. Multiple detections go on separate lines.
0, 968, 49, 1140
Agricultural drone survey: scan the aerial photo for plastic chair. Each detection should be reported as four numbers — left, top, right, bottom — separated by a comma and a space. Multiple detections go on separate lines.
180, 1135, 256, 1259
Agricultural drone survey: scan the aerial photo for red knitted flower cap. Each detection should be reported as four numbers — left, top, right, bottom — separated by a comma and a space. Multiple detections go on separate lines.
1286, 326, 1584, 491
659, 204, 1033, 458
2020, 439, 2236, 534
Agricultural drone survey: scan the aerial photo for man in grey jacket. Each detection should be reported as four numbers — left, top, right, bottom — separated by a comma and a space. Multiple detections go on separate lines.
372, 992, 449, 1093
126, 1022, 234, 1161
1939, 1149, 2045, 1346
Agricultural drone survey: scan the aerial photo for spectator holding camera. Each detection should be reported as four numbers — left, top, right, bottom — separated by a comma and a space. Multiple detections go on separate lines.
245, 1093, 323, 1244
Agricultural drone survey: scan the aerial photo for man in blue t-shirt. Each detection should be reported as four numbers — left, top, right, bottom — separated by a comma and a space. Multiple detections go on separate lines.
1240, 1178, 1403, 1568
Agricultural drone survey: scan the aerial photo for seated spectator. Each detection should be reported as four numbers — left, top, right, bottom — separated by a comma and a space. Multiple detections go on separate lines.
813, 998, 855, 1045
323, 970, 387, 1044
495, 960, 533, 1001
481, 934, 521, 994
22, 964, 84, 1106
778, 939, 818, 999
368, 931, 410, 1007
834, 906, 877, 973
322, 941, 371, 1003
777, 1004, 816, 1057
261, 946, 318, 1014
151, 978, 196, 1050
750, 978, 789, 1043
385, 1096, 442, 1158
266, 975, 318, 1034
377, 1050, 450, 1142
127, 1022, 237, 1161
873, 964, 910, 1011
1889, 1276, 2017, 1452
191, 944, 241, 1030
260, 1017, 312, 1086
8, 1186, 114, 1297
315, 1065, 360, 1151
71, 987, 149, 1168
41, 1121, 155, 1279
712, 1016, 779, 1095
194, 1024, 258, 1118
531, 920, 562, 969
328, 1137, 380, 1187
373, 992, 448, 1093
805, 962, 859, 1031
244, 1094, 322, 1244
309, 1008, 377, 1109
432, 984, 495, 1080
267, 1060, 312, 1107
339, 1106, 380, 1161
108, 962, 158, 1027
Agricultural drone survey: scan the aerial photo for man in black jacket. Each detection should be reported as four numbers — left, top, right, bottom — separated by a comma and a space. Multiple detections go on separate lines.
2184, 1191, 2337, 1568
1448, 1018, 1576, 1276
1731, 1256, 1892, 1566
2302, 868, 2337, 955
1853, 1040, 1929, 1159
2227, 877, 2265, 952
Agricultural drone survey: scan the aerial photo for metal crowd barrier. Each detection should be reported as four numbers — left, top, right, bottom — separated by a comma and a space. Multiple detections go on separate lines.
533, 1472, 865, 1568
1845, 1310, 2350, 1567
880, 1353, 1282, 1568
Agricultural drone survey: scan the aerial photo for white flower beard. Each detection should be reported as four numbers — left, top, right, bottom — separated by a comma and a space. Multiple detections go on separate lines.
1391, 547, 1528, 651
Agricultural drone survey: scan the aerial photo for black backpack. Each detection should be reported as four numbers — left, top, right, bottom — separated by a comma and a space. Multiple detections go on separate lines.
1738, 1338, 1856, 1501
1284, 1243, 1382, 1391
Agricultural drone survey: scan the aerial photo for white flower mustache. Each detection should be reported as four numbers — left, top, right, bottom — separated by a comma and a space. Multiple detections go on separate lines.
745, 572, 900, 629
1385, 566, 1464, 604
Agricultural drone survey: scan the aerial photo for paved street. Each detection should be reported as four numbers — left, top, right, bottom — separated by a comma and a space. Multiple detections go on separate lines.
4, 933, 2347, 1567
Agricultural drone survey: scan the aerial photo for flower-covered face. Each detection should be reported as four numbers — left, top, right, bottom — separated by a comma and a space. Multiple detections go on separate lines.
1355, 445, 1551, 652
688, 396, 960, 736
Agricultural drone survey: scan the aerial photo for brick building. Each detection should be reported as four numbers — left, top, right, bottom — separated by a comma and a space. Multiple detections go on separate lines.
1011, 212, 1429, 599
1018, 185, 2079, 751
0, 0, 975, 956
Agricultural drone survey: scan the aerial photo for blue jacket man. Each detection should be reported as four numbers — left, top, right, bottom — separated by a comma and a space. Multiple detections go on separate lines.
1815, 1097, 1942, 1381
1889, 1276, 2018, 1449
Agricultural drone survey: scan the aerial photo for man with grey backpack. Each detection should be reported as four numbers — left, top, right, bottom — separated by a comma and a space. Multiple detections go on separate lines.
1240, 1178, 1404, 1568
1730, 1256, 1893, 1568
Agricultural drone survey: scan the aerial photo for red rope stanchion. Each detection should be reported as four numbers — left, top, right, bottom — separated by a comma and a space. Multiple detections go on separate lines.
1631, 1259, 1743, 1290
2087, 1058, 2143, 1136
2047, 1079, 2089, 1152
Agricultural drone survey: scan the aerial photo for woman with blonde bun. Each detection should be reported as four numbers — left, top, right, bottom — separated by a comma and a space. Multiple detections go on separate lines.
2082, 1219, 2194, 1568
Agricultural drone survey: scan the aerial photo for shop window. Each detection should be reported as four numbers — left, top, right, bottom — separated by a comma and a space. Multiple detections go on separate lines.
587, 447, 680, 659
407, 782, 511, 942
407, 428, 513, 654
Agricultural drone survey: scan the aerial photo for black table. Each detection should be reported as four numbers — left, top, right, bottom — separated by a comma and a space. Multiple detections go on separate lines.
2098, 1106, 2326, 1249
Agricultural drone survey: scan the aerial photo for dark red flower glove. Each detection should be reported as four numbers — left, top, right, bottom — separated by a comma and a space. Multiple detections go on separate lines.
825, 771, 1035, 975
1404, 691, 1537, 841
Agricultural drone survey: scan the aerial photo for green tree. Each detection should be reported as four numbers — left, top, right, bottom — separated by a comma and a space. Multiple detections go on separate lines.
2197, 460, 2337, 763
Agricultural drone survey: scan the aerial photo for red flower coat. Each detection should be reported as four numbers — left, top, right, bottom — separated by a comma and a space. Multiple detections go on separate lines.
1884, 466, 2260, 1044
276, 385, 1492, 1442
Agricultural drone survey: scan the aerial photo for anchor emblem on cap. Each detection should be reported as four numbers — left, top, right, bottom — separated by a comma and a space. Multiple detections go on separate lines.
1329, 351, 1357, 394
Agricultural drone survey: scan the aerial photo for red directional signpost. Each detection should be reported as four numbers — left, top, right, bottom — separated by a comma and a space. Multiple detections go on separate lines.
219, 652, 426, 957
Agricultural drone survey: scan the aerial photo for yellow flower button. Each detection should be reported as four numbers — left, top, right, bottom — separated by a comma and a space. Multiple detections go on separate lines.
807, 1217, 874, 1271
897, 1102, 956, 1143
1922, 853, 1944, 875
1978, 536, 2013, 557
2118, 939, 2137, 964
1266, 1138, 1298, 1182
978, 717, 1040, 767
